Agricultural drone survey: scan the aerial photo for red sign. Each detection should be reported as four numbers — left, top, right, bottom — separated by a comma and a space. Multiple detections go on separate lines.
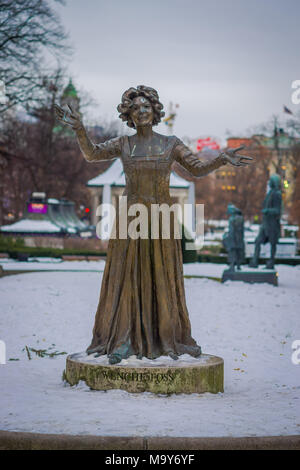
28, 203, 48, 214
197, 137, 220, 151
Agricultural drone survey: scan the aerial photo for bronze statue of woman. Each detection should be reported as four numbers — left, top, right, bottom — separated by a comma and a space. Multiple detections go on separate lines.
55, 85, 252, 364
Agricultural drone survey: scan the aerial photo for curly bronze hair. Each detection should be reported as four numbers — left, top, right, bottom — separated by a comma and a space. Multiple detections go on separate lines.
117, 85, 165, 128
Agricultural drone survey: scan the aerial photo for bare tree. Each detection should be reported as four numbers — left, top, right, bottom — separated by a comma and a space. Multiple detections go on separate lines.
0, 0, 70, 113
286, 111, 300, 137
0, 71, 119, 224
289, 143, 300, 226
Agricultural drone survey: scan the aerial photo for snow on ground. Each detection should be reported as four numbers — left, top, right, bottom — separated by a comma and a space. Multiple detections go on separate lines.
0, 258, 106, 272
0, 263, 300, 437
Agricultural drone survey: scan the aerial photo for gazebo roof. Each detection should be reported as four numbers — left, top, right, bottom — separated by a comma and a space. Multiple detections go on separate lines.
87, 159, 190, 188
1, 219, 62, 234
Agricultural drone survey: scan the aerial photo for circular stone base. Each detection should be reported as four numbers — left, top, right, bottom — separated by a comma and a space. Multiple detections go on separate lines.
64, 352, 224, 394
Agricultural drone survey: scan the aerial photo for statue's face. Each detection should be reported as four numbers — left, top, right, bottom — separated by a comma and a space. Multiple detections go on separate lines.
268, 174, 280, 189
130, 96, 154, 128
269, 179, 274, 189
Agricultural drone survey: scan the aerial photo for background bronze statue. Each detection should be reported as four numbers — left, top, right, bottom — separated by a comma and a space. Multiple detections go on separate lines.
223, 203, 245, 271
249, 174, 282, 269
54, 85, 252, 364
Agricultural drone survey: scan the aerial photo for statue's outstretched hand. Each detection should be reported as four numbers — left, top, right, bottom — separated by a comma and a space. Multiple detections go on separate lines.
54, 104, 82, 130
220, 146, 253, 167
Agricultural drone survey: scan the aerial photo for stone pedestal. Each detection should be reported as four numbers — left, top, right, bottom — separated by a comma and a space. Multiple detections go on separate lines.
64, 352, 224, 394
222, 268, 278, 286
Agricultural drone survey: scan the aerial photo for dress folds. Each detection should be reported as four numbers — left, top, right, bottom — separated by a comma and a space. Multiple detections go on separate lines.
75, 129, 224, 360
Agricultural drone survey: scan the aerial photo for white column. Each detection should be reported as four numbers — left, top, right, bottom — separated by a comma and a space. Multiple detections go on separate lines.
188, 182, 196, 232
91, 191, 100, 226
101, 183, 112, 240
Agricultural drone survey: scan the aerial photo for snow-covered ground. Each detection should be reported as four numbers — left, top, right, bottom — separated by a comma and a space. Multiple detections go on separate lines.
0, 262, 300, 437
0, 257, 106, 272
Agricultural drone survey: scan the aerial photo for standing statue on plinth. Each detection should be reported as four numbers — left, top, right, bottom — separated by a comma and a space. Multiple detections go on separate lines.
223, 204, 245, 271
249, 174, 282, 269
54, 85, 252, 365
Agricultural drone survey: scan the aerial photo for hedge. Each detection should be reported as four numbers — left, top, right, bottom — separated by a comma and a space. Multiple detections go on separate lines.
1, 247, 106, 259
198, 253, 300, 266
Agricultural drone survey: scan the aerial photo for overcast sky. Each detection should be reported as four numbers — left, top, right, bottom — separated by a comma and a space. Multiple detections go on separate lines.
54, 0, 300, 143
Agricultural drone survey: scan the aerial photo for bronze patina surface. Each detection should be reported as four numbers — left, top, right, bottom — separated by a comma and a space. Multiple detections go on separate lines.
55, 85, 252, 366
249, 174, 282, 269
64, 352, 224, 394
223, 203, 245, 271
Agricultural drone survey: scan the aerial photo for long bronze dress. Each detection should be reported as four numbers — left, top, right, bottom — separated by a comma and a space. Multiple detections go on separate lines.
76, 128, 225, 360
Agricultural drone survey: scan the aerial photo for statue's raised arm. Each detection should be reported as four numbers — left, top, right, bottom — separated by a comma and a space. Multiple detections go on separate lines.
220, 146, 253, 167
174, 142, 253, 178
54, 103, 121, 162
54, 103, 83, 130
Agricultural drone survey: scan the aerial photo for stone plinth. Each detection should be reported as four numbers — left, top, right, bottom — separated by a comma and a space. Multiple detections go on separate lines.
64, 352, 224, 394
222, 268, 278, 286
